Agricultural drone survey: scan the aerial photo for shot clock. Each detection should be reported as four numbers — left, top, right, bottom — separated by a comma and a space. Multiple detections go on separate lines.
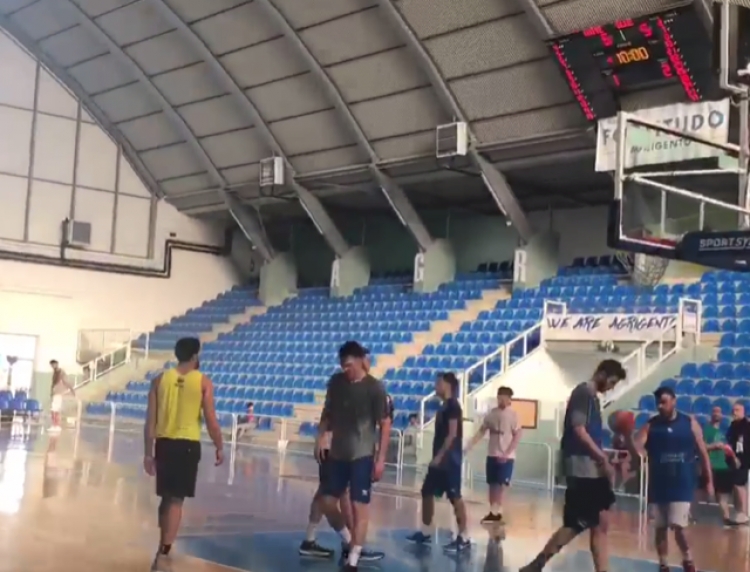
547, 2, 714, 121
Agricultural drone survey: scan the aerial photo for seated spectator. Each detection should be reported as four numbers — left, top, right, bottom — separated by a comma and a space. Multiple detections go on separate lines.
236, 402, 255, 440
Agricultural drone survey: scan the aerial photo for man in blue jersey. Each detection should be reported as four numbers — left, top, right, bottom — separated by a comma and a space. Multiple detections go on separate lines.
520, 359, 625, 572
406, 372, 470, 553
625, 386, 712, 572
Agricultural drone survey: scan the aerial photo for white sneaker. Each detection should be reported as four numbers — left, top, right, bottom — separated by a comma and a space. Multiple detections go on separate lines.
151, 553, 172, 572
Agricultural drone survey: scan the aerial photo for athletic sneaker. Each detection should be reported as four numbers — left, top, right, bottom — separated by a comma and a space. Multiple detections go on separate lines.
443, 536, 471, 553
298, 540, 334, 558
150, 553, 172, 572
405, 531, 432, 545
340, 546, 385, 563
480, 512, 503, 524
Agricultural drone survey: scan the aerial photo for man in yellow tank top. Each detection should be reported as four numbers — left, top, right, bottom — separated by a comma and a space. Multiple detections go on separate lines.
143, 337, 224, 572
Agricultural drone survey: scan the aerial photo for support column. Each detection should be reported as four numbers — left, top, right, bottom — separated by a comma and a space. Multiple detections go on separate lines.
413, 239, 456, 293
472, 153, 532, 242
259, 252, 297, 306
330, 246, 371, 297
218, 189, 275, 262
292, 183, 350, 258
513, 231, 559, 290
373, 168, 433, 252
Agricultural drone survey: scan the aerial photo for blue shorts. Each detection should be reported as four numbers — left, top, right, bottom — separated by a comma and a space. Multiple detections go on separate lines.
486, 457, 514, 486
319, 456, 374, 504
421, 465, 462, 501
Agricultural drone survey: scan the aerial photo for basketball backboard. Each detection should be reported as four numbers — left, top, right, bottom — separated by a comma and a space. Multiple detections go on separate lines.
606, 109, 750, 270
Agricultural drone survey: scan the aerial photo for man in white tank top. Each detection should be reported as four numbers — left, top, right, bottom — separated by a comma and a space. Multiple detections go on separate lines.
49, 360, 75, 433
465, 386, 522, 524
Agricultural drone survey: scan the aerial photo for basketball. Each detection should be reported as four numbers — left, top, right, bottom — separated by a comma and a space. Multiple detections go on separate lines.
607, 410, 635, 434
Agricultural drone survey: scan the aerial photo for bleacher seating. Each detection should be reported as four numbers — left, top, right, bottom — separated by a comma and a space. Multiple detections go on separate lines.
607, 269, 750, 447
387, 256, 625, 428
91, 275, 497, 428
0, 390, 40, 415
133, 285, 262, 351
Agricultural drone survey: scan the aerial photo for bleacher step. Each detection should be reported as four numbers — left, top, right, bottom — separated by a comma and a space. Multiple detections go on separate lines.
201, 305, 268, 343
371, 286, 510, 376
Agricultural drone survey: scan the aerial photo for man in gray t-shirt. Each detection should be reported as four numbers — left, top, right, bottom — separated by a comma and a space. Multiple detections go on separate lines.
314, 341, 391, 571
520, 359, 625, 572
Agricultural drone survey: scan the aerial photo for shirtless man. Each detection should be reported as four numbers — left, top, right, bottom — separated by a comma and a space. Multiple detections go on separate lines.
49, 360, 75, 432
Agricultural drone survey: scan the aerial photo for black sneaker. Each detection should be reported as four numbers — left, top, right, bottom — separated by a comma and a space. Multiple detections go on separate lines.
299, 540, 334, 558
480, 512, 502, 524
342, 565, 357, 572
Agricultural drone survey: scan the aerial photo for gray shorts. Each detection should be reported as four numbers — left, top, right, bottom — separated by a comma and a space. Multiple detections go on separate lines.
650, 502, 691, 528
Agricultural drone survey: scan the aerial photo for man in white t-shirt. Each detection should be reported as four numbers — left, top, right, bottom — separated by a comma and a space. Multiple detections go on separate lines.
465, 386, 522, 524
402, 414, 420, 464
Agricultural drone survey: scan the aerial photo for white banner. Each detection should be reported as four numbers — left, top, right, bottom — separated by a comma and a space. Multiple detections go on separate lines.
595, 99, 730, 172
543, 313, 677, 341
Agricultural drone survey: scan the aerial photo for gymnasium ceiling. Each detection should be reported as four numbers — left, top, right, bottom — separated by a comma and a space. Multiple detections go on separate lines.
0, 0, 714, 222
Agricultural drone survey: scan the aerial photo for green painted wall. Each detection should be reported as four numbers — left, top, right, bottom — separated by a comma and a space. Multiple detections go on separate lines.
279, 211, 521, 287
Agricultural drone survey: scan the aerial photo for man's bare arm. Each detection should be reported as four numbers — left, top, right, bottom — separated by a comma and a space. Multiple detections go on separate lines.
201, 375, 223, 451
318, 379, 334, 436
691, 416, 712, 487
464, 424, 489, 453
144, 375, 161, 457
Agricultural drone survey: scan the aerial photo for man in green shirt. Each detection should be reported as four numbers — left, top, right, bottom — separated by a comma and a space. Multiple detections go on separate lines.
702, 407, 734, 524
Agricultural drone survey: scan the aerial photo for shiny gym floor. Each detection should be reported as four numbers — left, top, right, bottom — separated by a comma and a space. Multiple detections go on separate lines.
0, 425, 746, 572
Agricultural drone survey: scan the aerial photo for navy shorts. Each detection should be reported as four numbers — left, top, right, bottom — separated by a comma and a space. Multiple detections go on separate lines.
486, 457, 514, 486
319, 456, 374, 504
421, 464, 462, 501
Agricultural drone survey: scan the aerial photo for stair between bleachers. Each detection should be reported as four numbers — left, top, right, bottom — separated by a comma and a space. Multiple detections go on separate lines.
200, 305, 268, 343
289, 287, 511, 423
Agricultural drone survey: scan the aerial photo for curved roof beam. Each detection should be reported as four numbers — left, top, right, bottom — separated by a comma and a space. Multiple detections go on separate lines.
0, 13, 162, 199
145, 0, 349, 257
54, 0, 277, 261
376, 0, 532, 242
255, 0, 378, 164
256, 0, 434, 251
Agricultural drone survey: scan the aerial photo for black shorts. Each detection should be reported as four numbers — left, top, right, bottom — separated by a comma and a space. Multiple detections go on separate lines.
563, 477, 615, 530
155, 438, 201, 499
712, 469, 736, 494
733, 466, 749, 487
318, 450, 331, 486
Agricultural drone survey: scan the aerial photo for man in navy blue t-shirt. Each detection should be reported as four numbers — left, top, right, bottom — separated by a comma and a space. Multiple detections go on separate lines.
406, 372, 470, 553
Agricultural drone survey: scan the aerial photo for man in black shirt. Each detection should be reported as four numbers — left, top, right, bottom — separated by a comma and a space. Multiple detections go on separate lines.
406, 372, 469, 553
727, 402, 750, 524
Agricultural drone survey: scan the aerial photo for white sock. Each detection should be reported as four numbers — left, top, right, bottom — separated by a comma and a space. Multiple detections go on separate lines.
490, 504, 501, 514
458, 530, 469, 541
347, 545, 362, 566
337, 527, 351, 545
420, 522, 434, 535
305, 522, 317, 542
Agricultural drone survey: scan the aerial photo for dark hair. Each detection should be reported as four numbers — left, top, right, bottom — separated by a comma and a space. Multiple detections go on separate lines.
338, 340, 369, 361
408, 413, 418, 421
653, 386, 676, 400
49, 360, 58, 366
497, 386, 514, 397
174, 337, 201, 363
246, 401, 254, 408
439, 371, 459, 394
594, 359, 626, 381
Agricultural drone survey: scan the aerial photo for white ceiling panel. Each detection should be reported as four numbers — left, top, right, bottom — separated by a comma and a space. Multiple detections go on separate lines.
0, 0, 36, 16
247, 73, 330, 122
68, 53, 137, 94
200, 128, 266, 169
72, 0, 136, 19
221, 163, 259, 185
38, 24, 105, 67
125, 30, 200, 76
271, 110, 355, 156
152, 63, 226, 106
191, 1, 278, 55
93, 81, 161, 121
160, 172, 214, 195
95, 1, 172, 46
11, 1, 79, 40
142, 142, 205, 180
162, 0, 250, 25
178, 94, 253, 138
220, 37, 306, 88
117, 112, 182, 150
273, 0, 376, 29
